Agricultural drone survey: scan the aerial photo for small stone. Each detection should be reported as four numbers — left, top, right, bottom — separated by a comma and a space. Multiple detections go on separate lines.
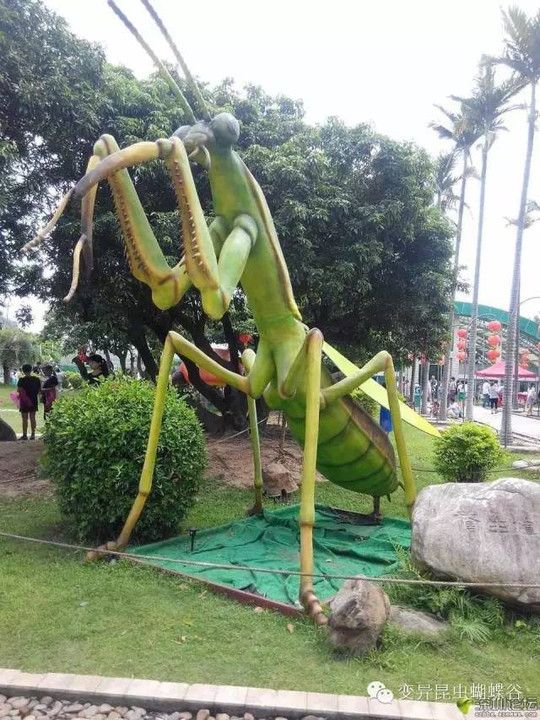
32, 707, 46, 713
167, 713, 181, 720
275, 717, 289, 720
9, 700, 29, 711
301, 716, 325, 720
64, 706, 84, 715
243, 715, 255, 720
39, 700, 52, 709
24, 715, 35, 720
49, 701, 63, 716
107, 713, 122, 720
177, 714, 192, 720
114, 710, 127, 718
27, 703, 38, 711
8, 711, 19, 717
99, 708, 113, 715
0, 698, 6, 705
0, 706, 12, 716
216, 715, 230, 720
83, 707, 100, 719
93, 714, 106, 720
196, 711, 210, 720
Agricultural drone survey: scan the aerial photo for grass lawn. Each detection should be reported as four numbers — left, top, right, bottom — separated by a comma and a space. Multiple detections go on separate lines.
0, 383, 45, 436
1, 421, 539, 697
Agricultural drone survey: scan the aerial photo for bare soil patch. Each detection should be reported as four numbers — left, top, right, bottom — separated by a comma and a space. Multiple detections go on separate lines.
0, 439, 52, 498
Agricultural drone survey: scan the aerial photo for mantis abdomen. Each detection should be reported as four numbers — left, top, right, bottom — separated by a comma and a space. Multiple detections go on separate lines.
268, 368, 398, 499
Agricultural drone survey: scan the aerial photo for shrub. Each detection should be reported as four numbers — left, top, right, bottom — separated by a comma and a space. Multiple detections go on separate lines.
63, 371, 83, 389
43, 375, 206, 543
352, 388, 378, 418
433, 422, 508, 483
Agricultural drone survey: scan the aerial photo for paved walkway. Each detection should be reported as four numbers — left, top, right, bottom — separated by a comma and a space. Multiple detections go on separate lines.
473, 405, 540, 442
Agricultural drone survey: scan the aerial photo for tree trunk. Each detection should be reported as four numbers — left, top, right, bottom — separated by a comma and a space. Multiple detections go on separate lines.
2, 363, 10, 385
421, 361, 429, 414
439, 153, 469, 420
119, 353, 127, 374
465, 133, 489, 421
131, 328, 158, 381
513, 283, 520, 409
409, 358, 416, 405
501, 82, 536, 445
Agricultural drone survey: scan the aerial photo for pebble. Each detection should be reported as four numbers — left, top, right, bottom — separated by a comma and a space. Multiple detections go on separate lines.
64, 706, 84, 714
216, 715, 230, 720
176, 714, 192, 720
243, 715, 255, 720
0, 706, 12, 716
98, 708, 113, 715
9, 700, 29, 710
39, 701, 53, 708
195, 712, 210, 720
0, 698, 6, 705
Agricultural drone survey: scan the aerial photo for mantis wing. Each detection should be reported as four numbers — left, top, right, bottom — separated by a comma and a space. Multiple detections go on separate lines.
323, 342, 440, 438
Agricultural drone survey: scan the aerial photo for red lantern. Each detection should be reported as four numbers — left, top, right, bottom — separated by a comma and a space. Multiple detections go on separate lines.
487, 335, 500, 346
457, 329, 467, 339
238, 333, 253, 345
457, 340, 467, 350
487, 320, 502, 332
420, 353, 428, 366
457, 351, 467, 362
486, 349, 500, 362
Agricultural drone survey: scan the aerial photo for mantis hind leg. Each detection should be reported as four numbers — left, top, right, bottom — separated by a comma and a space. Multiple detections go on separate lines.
86, 335, 175, 559
294, 329, 327, 625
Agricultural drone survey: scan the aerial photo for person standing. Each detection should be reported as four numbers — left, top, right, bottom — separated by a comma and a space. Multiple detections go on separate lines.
72, 353, 110, 385
448, 376, 457, 404
526, 384, 536, 417
17, 363, 41, 440
41, 365, 59, 416
482, 380, 491, 408
489, 381, 500, 414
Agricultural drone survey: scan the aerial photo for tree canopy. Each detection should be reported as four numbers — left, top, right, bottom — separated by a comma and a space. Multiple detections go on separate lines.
4, 0, 454, 399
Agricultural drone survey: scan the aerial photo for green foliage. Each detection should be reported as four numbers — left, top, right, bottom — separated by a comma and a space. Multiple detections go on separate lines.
387, 548, 505, 643
42, 376, 206, 543
433, 422, 508, 482
351, 389, 378, 418
63, 371, 83, 390
0, 326, 38, 380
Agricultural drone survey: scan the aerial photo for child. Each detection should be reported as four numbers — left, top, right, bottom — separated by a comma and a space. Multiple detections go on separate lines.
17, 363, 41, 440
41, 364, 59, 416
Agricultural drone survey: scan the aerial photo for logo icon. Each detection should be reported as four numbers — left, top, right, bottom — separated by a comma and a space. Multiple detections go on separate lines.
367, 681, 394, 704
456, 697, 472, 716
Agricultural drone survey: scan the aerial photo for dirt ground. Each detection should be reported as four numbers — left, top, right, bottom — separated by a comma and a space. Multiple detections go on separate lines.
0, 427, 319, 498
0, 439, 52, 498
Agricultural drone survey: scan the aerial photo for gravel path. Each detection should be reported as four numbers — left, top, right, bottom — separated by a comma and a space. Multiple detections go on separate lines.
0, 696, 325, 720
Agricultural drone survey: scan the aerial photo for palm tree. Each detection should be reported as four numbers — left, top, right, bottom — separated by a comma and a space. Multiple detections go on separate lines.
434, 151, 461, 212
430, 106, 480, 419
490, 7, 540, 445
456, 63, 521, 421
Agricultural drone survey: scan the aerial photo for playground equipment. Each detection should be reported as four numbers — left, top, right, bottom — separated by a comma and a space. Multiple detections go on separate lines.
24, 0, 436, 624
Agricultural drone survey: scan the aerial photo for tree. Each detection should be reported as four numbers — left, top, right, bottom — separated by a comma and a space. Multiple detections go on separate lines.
0, 326, 37, 383
455, 63, 521, 420
431, 104, 481, 419
11, 1, 454, 425
491, 7, 540, 444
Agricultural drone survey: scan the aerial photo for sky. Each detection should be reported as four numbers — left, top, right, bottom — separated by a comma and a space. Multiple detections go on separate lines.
13, 0, 540, 331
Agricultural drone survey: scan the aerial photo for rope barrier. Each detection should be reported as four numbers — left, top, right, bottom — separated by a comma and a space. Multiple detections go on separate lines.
1, 531, 538, 589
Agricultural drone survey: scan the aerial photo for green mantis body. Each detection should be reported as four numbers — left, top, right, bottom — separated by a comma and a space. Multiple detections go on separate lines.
26, 0, 424, 623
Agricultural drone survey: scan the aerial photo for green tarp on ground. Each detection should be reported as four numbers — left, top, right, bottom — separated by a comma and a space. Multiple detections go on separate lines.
129, 504, 411, 607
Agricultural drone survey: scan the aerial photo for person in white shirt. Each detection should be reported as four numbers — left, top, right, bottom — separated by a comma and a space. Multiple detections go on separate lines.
489, 381, 500, 414
482, 380, 491, 408
526, 385, 536, 416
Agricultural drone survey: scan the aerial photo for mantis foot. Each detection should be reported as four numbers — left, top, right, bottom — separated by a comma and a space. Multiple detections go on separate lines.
301, 589, 328, 626
247, 503, 263, 517
86, 540, 119, 562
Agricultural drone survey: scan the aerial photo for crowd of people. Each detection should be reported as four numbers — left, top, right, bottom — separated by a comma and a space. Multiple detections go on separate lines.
14, 352, 110, 440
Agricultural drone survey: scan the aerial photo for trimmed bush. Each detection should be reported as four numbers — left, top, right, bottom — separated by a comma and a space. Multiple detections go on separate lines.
43, 375, 206, 543
433, 422, 507, 483
63, 371, 83, 389
352, 388, 378, 418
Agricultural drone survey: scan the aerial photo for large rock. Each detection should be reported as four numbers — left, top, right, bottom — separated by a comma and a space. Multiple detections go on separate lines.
0, 418, 16, 442
412, 478, 540, 610
389, 606, 448, 637
262, 460, 298, 498
328, 577, 390, 655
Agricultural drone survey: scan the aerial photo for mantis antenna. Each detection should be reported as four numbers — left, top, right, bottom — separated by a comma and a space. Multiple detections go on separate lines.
139, 0, 211, 122
106, 0, 197, 125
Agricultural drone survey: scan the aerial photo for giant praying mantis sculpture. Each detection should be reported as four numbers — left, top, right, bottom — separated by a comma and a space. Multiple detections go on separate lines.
25, 0, 434, 624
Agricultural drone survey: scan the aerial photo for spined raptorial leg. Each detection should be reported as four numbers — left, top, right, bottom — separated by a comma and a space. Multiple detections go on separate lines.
322, 350, 416, 516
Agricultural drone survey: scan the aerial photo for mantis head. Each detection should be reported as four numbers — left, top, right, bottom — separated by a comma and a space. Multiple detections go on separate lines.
174, 113, 240, 169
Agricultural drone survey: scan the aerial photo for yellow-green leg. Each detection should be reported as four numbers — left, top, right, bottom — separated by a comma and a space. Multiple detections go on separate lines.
298, 329, 327, 625
322, 350, 416, 516
246, 396, 264, 515
86, 335, 175, 559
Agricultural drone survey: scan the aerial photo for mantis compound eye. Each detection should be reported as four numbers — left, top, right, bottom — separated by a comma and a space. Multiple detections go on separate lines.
173, 125, 192, 140
210, 113, 240, 147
